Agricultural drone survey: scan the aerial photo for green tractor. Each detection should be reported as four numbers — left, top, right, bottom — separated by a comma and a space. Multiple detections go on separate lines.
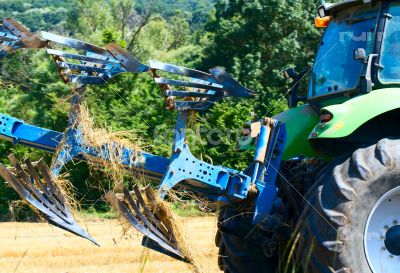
218, 1, 400, 272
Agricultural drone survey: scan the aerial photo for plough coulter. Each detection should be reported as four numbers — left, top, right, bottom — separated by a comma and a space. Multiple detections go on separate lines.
0, 18, 286, 263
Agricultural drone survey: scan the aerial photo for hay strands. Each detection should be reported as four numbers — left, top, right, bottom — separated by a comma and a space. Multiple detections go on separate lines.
0, 154, 98, 246
105, 185, 188, 262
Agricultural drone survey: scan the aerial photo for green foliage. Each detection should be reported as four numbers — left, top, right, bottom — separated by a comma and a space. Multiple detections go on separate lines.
202, 100, 254, 169
0, 0, 324, 218
202, 0, 321, 112
136, 0, 216, 30
171, 202, 207, 217
0, 0, 72, 31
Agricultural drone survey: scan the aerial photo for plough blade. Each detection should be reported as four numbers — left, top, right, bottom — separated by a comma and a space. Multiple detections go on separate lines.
105, 185, 187, 262
0, 18, 46, 58
149, 60, 255, 111
0, 154, 98, 246
42, 32, 148, 85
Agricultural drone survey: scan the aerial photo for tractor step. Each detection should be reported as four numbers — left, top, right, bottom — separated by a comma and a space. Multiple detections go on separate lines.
105, 185, 187, 262
0, 154, 98, 245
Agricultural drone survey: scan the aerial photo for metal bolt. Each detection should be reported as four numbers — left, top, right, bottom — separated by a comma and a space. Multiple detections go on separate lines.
393, 220, 398, 225
390, 255, 394, 259
382, 246, 387, 251
384, 225, 390, 230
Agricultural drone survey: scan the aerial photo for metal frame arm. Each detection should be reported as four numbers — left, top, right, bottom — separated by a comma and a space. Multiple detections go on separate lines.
0, 110, 254, 205
0, 19, 287, 225
0, 109, 274, 208
0, 112, 169, 181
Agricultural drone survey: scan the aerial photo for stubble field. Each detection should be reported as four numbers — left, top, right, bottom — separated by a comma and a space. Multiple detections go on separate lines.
0, 216, 221, 273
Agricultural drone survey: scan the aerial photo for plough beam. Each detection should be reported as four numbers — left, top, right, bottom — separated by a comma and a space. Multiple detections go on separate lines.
0, 112, 169, 181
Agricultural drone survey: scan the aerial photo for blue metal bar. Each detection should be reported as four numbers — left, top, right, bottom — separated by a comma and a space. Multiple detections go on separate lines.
157, 111, 252, 204
0, 112, 169, 181
0, 113, 63, 152
46, 49, 119, 65
209, 67, 256, 97
154, 77, 224, 91
252, 121, 287, 224
172, 111, 188, 153
165, 90, 216, 98
149, 60, 254, 112
41, 31, 112, 57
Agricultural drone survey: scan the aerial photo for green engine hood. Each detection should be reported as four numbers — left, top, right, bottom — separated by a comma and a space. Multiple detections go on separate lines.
310, 88, 400, 140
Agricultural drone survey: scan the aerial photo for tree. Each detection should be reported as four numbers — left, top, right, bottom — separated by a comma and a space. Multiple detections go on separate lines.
192, 0, 322, 169
167, 11, 191, 51
202, 0, 321, 113
110, 0, 136, 40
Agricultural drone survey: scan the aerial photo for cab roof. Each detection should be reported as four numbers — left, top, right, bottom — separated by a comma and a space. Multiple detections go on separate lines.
318, 0, 377, 17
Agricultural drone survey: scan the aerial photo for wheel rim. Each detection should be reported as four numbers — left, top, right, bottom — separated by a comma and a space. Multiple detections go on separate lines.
364, 186, 400, 273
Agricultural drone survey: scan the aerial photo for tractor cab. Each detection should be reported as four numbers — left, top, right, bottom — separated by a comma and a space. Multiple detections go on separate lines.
312, 0, 400, 99
288, 0, 400, 108
310, 1, 379, 100
279, 0, 400, 159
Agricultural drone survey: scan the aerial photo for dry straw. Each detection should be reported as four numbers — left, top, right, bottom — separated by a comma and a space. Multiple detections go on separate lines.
146, 189, 204, 273
73, 103, 204, 272
76, 103, 143, 192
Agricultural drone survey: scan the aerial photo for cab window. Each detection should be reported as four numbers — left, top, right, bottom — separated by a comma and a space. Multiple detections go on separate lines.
379, 3, 400, 83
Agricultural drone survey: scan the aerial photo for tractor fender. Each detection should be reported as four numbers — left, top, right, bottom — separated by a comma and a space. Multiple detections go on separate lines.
309, 88, 400, 139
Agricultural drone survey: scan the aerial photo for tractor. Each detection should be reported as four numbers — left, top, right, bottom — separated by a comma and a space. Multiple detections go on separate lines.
1, 0, 400, 272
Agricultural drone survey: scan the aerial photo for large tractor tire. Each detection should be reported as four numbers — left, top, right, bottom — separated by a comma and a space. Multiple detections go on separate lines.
297, 138, 400, 273
216, 207, 279, 273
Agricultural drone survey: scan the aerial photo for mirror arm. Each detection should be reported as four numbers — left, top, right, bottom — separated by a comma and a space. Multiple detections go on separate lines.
288, 70, 308, 108
360, 54, 378, 93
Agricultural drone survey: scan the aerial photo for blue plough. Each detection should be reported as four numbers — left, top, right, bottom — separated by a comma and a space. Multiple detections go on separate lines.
0, 18, 286, 261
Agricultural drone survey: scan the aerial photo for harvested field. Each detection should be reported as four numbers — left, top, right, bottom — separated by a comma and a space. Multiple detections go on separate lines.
0, 217, 221, 273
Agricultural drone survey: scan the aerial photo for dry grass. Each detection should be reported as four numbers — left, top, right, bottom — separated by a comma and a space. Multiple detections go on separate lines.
76, 103, 144, 192
149, 194, 203, 273
52, 103, 206, 271
0, 217, 221, 273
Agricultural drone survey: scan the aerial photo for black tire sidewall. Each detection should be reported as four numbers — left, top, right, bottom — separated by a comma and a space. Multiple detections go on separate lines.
216, 207, 279, 273
341, 170, 400, 273
297, 139, 400, 273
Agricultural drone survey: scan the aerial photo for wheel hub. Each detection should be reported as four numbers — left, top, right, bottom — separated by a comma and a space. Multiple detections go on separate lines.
364, 186, 400, 273
385, 225, 400, 256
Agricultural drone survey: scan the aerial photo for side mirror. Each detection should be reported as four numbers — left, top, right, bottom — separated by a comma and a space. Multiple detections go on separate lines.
283, 68, 297, 80
354, 48, 367, 63
283, 68, 307, 108
354, 48, 378, 93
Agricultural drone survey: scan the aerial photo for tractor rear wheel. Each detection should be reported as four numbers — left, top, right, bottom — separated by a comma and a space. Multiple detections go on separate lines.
216, 206, 279, 273
297, 138, 400, 273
